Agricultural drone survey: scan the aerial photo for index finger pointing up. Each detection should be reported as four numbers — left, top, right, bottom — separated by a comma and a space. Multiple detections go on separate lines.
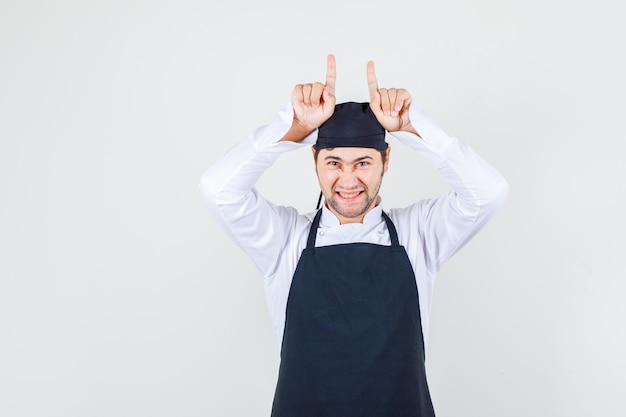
366, 60, 379, 99
325, 54, 337, 96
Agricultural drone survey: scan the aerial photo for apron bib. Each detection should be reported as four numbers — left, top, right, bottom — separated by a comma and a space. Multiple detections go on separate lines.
271, 210, 435, 417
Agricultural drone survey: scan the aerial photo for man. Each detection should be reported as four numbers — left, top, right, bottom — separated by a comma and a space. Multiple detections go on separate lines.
200, 54, 508, 417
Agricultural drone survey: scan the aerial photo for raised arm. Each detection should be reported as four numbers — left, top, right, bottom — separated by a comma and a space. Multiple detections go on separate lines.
199, 55, 338, 277
366, 60, 508, 270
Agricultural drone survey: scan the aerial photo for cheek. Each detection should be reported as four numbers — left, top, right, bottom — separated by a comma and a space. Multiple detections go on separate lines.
317, 169, 337, 188
358, 172, 378, 187
327, 174, 341, 188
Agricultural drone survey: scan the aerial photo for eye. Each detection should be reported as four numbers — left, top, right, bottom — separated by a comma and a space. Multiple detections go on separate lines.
327, 161, 339, 166
356, 161, 369, 167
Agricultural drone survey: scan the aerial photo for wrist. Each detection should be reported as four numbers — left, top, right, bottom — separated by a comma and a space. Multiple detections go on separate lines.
279, 123, 314, 142
403, 123, 420, 137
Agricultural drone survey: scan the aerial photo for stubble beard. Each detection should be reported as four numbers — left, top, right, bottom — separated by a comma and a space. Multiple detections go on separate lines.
324, 172, 384, 220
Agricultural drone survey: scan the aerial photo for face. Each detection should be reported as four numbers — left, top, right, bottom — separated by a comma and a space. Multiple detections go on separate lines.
313, 147, 390, 224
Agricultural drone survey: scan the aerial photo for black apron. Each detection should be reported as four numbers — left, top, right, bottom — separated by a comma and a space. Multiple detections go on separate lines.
271, 210, 435, 417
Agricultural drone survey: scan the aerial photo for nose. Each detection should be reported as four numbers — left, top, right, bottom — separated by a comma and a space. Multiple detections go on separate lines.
337, 169, 360, 189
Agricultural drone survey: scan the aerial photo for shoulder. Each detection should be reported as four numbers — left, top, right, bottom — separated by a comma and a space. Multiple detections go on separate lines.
387, 201, 428, 226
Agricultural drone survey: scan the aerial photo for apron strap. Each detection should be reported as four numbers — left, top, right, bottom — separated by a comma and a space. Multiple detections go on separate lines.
306, 209, 401, 249
306, 209, 324, 249
382, 211, 400, 247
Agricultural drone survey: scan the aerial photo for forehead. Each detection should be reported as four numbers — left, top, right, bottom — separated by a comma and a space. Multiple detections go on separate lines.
317, 147, 381, 160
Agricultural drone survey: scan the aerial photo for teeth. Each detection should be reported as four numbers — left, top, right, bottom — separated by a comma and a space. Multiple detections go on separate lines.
339, 192, 360, 198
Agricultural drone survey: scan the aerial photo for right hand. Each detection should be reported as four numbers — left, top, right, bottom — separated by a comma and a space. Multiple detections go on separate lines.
284, 54, 337, 142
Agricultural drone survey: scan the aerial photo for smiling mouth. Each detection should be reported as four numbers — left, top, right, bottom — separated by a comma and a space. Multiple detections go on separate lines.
336, 190, 364, 200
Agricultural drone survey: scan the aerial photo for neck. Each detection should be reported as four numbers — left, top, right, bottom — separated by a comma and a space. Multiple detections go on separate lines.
325, 196, 381, 225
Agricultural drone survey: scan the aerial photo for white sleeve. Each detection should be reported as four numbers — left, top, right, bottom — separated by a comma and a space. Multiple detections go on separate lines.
389, 103, 509, 273
198, 103, 317, 277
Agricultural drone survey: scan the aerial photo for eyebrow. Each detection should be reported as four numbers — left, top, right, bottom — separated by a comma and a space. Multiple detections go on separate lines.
323, 155, 374, 164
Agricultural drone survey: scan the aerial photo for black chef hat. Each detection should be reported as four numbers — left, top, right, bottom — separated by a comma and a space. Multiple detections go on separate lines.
314, 102, 387, 150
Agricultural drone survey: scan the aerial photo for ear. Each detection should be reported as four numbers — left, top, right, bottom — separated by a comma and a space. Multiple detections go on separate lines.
383, 146, 391, 174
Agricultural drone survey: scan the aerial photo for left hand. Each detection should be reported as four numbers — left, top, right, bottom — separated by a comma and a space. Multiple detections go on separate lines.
367, 61, 417, 135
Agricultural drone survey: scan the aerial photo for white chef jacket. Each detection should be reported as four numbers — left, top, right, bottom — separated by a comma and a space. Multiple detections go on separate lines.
199, 101, 509, 351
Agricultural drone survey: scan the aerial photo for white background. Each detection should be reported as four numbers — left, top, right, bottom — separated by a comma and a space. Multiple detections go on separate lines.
1, 1, 625, 416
